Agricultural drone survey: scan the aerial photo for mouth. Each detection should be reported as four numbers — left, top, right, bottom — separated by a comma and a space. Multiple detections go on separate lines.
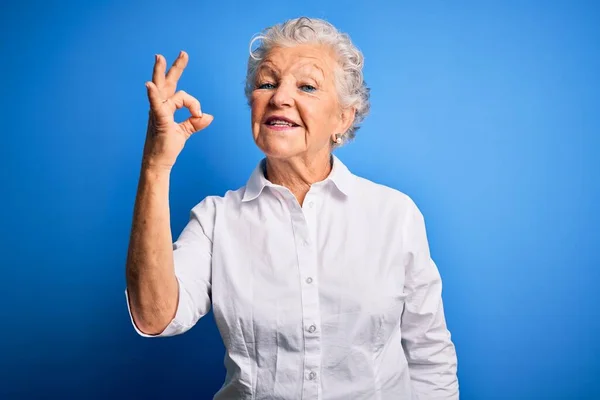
263, 115, 301, 131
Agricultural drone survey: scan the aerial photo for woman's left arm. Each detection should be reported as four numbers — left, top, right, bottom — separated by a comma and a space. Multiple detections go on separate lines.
400, 199, 459, 399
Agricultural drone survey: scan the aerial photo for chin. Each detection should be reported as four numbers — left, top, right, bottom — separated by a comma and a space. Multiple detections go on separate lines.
261, 144, 303, 161
256, 140, 305, 161
254, 128, 306, 160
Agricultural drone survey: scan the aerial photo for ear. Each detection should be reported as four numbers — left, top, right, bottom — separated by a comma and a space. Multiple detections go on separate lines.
338, 107, 356, 135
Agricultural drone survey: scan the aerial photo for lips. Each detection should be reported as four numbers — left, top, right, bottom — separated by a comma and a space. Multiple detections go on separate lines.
264, 115, 300, 127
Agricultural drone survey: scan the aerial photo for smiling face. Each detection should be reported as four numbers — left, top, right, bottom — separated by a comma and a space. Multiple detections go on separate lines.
250, 44, 354, 162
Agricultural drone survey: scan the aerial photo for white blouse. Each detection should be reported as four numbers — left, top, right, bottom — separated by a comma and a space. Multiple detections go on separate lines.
126, 155, 459, 399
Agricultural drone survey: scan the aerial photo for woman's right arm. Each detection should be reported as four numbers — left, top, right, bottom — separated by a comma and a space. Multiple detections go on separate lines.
126, 165, 177, 335
125, 51, 213, 335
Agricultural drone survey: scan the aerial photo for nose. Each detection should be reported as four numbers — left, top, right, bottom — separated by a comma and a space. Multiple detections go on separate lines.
269, 81, 295, 108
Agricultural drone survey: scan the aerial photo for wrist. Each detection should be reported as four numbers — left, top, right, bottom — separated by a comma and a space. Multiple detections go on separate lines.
140, 159, 173, 177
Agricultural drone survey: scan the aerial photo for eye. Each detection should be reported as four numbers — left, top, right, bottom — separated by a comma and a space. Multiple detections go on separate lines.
257, 82, 276, 90
300, 84, 317, 93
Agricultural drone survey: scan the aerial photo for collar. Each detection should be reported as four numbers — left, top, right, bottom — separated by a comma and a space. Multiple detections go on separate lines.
242, 154, 354, 202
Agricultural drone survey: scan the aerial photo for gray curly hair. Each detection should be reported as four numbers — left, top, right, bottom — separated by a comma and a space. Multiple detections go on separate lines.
244, 17, 370, 147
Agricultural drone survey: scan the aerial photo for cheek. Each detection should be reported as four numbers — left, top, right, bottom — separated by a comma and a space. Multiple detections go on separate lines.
251, 103, 264, 129
322, 96, 340, 118
301, 100, 338, 132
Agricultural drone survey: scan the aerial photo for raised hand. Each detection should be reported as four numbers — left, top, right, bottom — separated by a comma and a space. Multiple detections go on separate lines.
142, 51, 214, 171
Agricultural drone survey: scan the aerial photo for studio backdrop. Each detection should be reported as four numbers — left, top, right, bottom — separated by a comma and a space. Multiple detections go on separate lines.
1, 1, 598, 398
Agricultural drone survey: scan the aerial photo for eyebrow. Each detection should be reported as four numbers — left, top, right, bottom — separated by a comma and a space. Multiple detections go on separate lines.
256, 61, 326, 81
309, 63, 325, 79
256, 63, 279, 78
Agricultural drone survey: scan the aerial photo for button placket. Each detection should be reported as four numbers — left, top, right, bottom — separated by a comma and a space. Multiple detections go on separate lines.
290, 193, 322, 399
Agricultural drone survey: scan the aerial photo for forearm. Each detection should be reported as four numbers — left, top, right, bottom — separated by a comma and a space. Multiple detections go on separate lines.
402, 280, 459, 398
125, 165, 178, 335
405, 331, 458, 398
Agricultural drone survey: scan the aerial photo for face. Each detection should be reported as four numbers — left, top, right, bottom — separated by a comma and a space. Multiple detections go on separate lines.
250, 44, 354, 162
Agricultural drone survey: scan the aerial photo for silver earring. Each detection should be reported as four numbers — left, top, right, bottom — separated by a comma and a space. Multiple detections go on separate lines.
333, 133, 342, 144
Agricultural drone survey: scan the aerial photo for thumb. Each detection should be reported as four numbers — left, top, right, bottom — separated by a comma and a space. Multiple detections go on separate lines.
179, 113, 214, 135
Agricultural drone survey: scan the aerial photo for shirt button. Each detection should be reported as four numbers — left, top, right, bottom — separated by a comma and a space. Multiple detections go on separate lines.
306, 277, 313, 284
308, 371, 317, 380
308, 201, 314, 208
308, 324, 317, 333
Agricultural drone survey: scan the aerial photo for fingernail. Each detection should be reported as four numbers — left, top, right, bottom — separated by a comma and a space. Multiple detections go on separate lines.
179, 50, 184, 58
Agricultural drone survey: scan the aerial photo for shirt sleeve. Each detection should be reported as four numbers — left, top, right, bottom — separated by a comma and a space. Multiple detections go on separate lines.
125, 198, 215, 338
400, 199, 459, 399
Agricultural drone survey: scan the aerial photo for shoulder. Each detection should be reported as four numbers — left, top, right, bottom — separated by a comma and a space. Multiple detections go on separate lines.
352, 174, 422, 220
183, 186, 245, 238
351, 175, 429, 253
189, 186, 246, 216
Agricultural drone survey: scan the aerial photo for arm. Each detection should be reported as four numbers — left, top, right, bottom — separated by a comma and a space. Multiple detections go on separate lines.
125, 166, 178, 335
400, 200, 459, 398
125, 190, 214, 337
125, 50, 214, 336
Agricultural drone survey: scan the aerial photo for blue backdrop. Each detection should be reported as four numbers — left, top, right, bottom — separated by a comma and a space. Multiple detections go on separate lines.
1, 0, 598, 398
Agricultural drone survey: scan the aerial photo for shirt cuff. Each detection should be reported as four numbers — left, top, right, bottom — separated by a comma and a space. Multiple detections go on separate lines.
124, 279, 188, 337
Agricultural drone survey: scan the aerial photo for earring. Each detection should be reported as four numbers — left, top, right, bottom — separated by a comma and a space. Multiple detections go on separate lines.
333, 133, 342, 144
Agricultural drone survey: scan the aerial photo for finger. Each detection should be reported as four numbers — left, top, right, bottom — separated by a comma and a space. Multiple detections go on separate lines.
145, 81, 164, 111
167, 90, 202, 117
165, 51, 188, 87
179, 113, 214, 136
152, 54, 166, 89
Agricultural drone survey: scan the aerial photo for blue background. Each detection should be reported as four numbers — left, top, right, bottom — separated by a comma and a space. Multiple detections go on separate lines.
1, 0, 598, 398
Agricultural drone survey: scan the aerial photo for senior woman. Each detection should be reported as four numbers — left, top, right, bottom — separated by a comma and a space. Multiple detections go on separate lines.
125, 17, 458, 399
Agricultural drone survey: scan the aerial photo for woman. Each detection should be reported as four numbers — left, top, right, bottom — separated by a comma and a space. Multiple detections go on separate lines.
125, 17, 459, 399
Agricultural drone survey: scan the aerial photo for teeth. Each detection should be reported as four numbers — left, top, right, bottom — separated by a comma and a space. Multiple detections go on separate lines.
269, 120, 293, 126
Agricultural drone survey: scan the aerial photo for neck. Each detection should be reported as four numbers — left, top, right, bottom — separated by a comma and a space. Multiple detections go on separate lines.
265, 153, 333, 206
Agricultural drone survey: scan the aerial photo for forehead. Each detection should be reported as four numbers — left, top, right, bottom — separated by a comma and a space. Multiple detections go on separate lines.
258, 44, 337, 76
